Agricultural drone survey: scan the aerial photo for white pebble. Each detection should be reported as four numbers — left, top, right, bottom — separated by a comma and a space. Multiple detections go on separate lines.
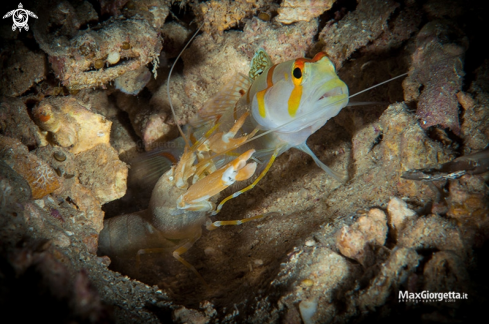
204, 247, 216, 256
33, 199, 45, 208
305, 239, 315, 247
299, 299, 318, 324
107, 52, 120, 64
53, 233, 70, 248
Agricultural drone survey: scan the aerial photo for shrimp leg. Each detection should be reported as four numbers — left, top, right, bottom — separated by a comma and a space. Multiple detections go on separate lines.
211, 147, 280, 216
172, 232, 207, 285
136, 229, 207, 285
206, 214, 266, 231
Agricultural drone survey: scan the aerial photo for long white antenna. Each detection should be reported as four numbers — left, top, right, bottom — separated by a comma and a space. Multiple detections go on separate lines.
167, 23, 204, 148
349, 72, 407, 99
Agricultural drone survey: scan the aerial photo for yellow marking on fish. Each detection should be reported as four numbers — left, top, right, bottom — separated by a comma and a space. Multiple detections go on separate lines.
257, 64, 277, 117
257, 89, 267, 118
288, 86, 302, 117
288, 59, 304, 117
323, 78, 349, 92
328, 94, 348, 105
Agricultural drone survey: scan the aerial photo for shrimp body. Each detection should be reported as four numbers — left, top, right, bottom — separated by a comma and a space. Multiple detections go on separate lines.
99, 49, 350, 281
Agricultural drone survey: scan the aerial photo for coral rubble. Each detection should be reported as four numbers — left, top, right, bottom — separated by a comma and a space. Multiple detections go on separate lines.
0, 41, 46, 97
194, 0, 267, 33
33, 0, 163, 91
32, 96, 112, 154
319, 0, 400, 68
48, 18, 162, 90
403, 20, 468, 135
275, 0, 335, 25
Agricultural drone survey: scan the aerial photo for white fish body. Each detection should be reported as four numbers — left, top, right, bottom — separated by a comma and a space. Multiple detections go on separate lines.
196, 50, 349, 180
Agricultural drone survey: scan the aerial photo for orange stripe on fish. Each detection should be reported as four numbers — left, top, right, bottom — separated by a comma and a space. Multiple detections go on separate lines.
294, 52, 328, 66
266, 64, 275, 87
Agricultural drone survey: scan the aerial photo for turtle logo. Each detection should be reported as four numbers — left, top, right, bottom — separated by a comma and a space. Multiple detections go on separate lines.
3, 3, 38, 32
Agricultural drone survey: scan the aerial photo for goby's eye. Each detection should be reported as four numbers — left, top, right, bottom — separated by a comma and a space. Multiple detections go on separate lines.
293, 67, 302, 79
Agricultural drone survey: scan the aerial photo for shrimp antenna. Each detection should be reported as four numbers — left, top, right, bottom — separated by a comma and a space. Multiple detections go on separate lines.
188, 72, 409, 178
243, 72, 408, 145
348, 72, 407, 99
167, 23, 204, 148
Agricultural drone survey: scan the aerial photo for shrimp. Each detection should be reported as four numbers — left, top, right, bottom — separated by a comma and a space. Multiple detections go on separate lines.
98, 26, 406, 284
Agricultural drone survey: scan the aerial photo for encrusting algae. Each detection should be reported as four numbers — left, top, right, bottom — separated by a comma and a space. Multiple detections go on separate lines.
0, 136, 61, 200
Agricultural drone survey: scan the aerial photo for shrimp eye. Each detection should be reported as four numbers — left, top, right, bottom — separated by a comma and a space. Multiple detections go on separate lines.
293, 67, 302, 79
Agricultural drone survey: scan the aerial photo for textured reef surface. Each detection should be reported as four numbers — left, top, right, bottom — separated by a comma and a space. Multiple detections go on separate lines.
1, 0, 488, 323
